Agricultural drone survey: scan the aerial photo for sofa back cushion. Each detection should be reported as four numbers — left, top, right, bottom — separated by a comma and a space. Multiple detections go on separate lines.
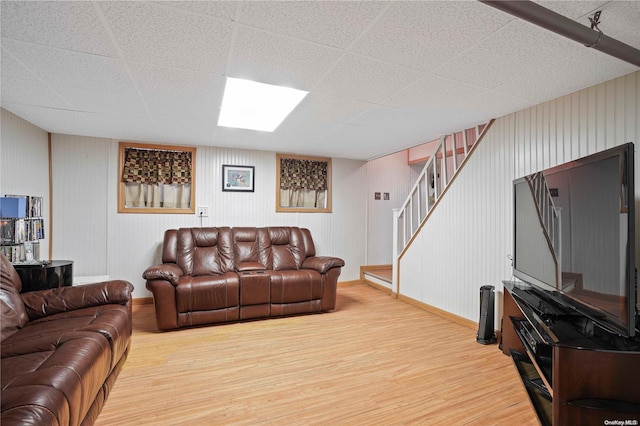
300, 228, 316, 257
267, 227, 305, 271
162, 229, 178, 263
176, 227, 234, 276
1, 254, 28, 341
232, 227, 260, 265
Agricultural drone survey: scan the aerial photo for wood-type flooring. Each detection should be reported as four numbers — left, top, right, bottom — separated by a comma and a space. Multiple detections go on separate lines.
96, 284, 538, 425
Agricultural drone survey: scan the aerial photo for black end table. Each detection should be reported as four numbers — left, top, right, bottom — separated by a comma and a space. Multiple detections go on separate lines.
13, 260, 73, 293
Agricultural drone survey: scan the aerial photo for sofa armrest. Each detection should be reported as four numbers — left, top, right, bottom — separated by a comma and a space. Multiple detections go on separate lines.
142, 264, 183, 286
302, 256, 345, 274
21, 280, 133, 321
236, 262, 266, 273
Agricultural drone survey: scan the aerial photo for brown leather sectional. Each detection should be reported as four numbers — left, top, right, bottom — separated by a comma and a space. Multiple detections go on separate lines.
143, 226, 345, 331
0, 254, 133, 426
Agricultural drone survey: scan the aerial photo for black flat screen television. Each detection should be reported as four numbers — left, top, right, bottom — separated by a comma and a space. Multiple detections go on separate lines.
513, 142, 637, 338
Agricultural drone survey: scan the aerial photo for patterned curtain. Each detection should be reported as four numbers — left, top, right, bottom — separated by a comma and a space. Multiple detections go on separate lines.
122, 148, 192, 208
279, 158, 327, 191
122, 148, 192, 184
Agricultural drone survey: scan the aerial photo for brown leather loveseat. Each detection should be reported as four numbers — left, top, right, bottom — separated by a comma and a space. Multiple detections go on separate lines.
1, 254, 133, 425
143, 226, 344, 331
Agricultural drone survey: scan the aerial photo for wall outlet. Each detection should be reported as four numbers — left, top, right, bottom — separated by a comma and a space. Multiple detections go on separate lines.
197, 206, 209, 217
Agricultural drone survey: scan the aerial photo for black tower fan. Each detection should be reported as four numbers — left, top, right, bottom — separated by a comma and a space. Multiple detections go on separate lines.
476, 285, 497, 344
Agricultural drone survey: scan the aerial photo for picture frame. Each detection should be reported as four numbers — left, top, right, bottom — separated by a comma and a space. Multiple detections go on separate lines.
222, 165, 255, 192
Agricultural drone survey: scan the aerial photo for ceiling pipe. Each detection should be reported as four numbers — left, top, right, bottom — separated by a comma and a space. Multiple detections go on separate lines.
479, 0, 640, 68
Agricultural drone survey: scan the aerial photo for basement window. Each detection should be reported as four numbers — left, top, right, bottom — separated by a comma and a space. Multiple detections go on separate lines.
118, 142, 196, 214
276, 153, 331, 213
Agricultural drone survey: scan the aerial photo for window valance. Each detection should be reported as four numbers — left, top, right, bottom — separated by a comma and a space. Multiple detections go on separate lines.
279, 158, 328, 191
122, 148, 192, 185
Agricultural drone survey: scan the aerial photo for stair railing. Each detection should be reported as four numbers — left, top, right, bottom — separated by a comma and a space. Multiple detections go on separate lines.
392, 120, 494, 294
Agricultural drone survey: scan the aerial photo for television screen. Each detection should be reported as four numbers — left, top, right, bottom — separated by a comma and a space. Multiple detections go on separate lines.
513, 142, 636, 337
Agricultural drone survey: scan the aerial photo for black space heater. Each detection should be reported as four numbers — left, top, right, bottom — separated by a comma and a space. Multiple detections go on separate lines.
476, 285, 497, 344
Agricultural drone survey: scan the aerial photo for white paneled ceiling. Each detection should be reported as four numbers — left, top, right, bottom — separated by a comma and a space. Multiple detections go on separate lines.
1, 1, 638, 160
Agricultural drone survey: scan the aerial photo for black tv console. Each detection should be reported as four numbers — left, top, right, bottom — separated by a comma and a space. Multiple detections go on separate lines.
501, 281, 640, 425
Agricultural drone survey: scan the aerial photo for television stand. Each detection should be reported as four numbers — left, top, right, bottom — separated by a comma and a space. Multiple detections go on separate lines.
501, 281, 640, 425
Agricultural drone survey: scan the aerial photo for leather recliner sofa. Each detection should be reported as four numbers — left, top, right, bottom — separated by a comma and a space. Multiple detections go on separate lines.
143, 226, 345, 331
0, 254, 133, 426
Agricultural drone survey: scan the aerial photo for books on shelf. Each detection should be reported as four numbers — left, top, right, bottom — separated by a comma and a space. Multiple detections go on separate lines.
1, 241, 40, 263
0, 218, 44, 243
0, 195, 43, 218
1, 195, 45, 264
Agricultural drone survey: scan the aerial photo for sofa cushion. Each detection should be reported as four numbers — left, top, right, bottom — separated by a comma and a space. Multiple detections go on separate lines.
268, 227, 305, 271
175, 272, 240, 313
1, 305, 132, 371
269, 270, 322, 303
1, 333, 112, 426
232, 227, 260, 266
177, 227, 234, 276
0, 255, 28, 341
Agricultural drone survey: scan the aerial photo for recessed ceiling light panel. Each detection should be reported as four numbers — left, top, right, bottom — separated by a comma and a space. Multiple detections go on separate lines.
218, 77, 309, 132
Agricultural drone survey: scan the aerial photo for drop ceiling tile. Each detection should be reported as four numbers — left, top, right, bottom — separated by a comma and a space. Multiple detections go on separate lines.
98, 2, 233, 73
273, 92, 372, 140
2, 103, 95, 135
227, 26, 342, 89
153, 118, 216, 146
1, 1, 117, 57
433, 20, 579, 89
315, 122, 432, 160
212, 126, 273, 151
353, 1, 513, 71
238, 1, 387, 49
1, 77, 72, 109
53, 85, 149, 118
128, 62, 224, 105
495, 48, 638, 104
1, 46, 38, 81
349, 105, 436, 131
145, 98, 217, 122
266, 134, 341, 159
464, 91, 535, 122
384, 74, 487, 115
2, 39, 136, 94
316, 53, 425, 104
537, 1, 609, 19
350, 106, 489, 148
84, 114, 159, 141
156, 1, 238, 20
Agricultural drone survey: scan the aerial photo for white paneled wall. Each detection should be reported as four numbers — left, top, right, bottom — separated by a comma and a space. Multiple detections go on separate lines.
399, 71, 640, 324
51, 135, 109, 276
0, 109, 50, 260
365, 150, 416, 265
48, 138, 367, 298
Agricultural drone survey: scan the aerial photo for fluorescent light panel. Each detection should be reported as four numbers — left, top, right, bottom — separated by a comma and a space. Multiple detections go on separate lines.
218, 77, 308, 132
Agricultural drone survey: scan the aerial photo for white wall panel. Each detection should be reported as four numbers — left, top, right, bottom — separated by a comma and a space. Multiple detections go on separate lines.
51, 134, 109, 276
0, 108, 50, 260
399, 71, 640, 324
49, 139, 366, 298
365, 150, 414, 265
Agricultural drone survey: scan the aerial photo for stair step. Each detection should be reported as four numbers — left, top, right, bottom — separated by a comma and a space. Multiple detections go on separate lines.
364, 269, 392, 284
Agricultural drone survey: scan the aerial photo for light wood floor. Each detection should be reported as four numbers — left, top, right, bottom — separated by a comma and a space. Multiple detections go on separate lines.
96, 284, 538, 425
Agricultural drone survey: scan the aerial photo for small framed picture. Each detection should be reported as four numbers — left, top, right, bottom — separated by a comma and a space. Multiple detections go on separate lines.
222, 165, 255, 192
